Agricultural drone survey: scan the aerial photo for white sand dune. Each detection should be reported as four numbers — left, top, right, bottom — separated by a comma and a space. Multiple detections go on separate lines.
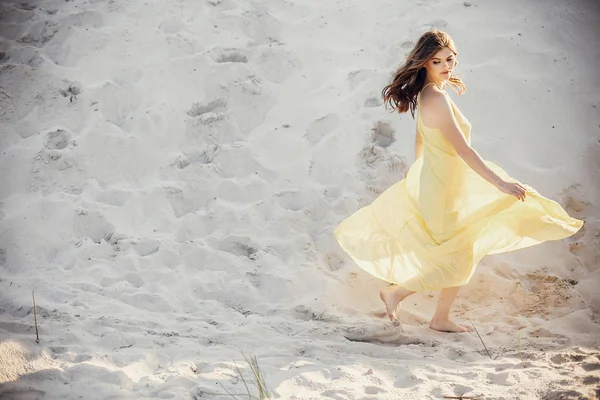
1, 0, 599, 398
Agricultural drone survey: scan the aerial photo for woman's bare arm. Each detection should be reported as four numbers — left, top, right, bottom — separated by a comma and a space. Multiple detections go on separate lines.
425, 91, 527, 201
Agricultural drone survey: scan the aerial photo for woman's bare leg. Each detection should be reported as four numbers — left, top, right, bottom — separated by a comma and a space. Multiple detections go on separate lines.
429, 286, 472, 332
380, 285, 415, 321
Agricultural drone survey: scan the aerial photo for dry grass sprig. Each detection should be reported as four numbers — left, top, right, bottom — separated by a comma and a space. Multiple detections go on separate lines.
517, 328, 526, 368
242, 352, 271, 399
32, 290, 40, 344
469, 320, 491, 359
211, 352, 272, 400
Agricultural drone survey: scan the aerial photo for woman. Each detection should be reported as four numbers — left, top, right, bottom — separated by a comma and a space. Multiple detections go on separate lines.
334, 30, 583, 333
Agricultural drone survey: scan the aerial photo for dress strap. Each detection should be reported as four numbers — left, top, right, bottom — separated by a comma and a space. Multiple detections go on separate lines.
418, 82, 436, 104
422, 82, 442, 91
418, 82, 446, 105
421, 82, 444, 91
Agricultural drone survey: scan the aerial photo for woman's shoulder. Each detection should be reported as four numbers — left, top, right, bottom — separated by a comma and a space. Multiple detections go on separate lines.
419, 86, 450, 112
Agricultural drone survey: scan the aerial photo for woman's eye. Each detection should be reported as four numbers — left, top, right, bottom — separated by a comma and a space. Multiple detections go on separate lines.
433, 61, 440, 64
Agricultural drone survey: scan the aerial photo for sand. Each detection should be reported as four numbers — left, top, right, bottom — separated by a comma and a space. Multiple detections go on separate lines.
1, 0, 599, 398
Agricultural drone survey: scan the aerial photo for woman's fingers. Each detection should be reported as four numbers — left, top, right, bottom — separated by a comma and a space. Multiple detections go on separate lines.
513, 184, 526, 201
515, 183, 526, 201
500, 181, 527, 201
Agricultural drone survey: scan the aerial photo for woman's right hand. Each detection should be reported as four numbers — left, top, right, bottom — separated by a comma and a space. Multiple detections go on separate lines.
496, 180, 527, 201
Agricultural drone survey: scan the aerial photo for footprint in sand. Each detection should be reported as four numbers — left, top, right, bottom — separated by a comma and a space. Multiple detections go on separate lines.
214, 235, 259, 259
424, 19, 448, 29
371, 121, 395, 148
44, 128, 71, 150
560, 184, 591, 215
0, 3, 36, 25
100, 271, 145, 289
250, 46, 300, 83
559, 184, 599, 268
543, 351, 600, 398
173, 144, 219, 169
348, 69, 376, 90
515, 269, 584, 318
17, 20, 59, 46
133, 238, 160, 257
125, 272, 145, 288
1, 17, 28, 41
185, 101, 242, 145
213, 145, 276, 180
163, 182, 215, 218
208, 47, 248, 64
305, 114, 339, 145
588, 135, 600, 170
4, 44, 45, 70
237, 9, 283, 47
159, 17, 185, 34
41, 12, 105, 66
292, 305, 339, 323
162, 185, 189, 218
61, 10, 104, 29
364, 386, 385, 395
57, 80, 83, 102
186, 99, 227, 118
359, 142, 388, 167
357, 138, 407, 197
96, 82, 141, 128
321, 389, 351, 399
73, 209, 116, 245
567, 223, 600, 266
96, 189, 132, 207
275, 190, 313, 212
216, 180, 244, 202
364, 96, 382, 108
111, 66, 143, 88
324, 253, 344, 272
400, 40, 414, 49
163, 23, 202, 57
0, 89, 17, 124
0, 385, 46, 399
120, 292, 172, 313
29, 129, 81, 194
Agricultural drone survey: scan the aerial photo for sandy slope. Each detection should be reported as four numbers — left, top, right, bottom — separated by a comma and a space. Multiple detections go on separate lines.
1, 0, 599, 399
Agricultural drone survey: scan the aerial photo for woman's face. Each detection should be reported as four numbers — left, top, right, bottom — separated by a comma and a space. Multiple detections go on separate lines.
425, 47, 456, 82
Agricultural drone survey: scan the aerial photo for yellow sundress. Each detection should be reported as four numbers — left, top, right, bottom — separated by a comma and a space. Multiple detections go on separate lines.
333, 84, 584, 292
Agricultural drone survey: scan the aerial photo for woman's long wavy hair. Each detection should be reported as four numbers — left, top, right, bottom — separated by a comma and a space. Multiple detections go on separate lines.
382, 30, 466, 118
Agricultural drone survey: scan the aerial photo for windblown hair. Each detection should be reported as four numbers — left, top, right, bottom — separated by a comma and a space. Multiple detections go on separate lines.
382, 30, 466, 117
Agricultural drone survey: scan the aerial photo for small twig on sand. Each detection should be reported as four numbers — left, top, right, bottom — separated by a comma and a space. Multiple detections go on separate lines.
470, 320, 491, 359
443, 396, 481, 399
32, 290, 40, 343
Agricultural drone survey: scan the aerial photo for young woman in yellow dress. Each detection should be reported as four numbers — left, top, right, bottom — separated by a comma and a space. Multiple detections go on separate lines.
334, 30, 583, 332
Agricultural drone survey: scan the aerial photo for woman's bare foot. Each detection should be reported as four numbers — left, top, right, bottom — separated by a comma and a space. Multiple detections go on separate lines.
429, 318, 472, 333
379, 285, 414, 321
